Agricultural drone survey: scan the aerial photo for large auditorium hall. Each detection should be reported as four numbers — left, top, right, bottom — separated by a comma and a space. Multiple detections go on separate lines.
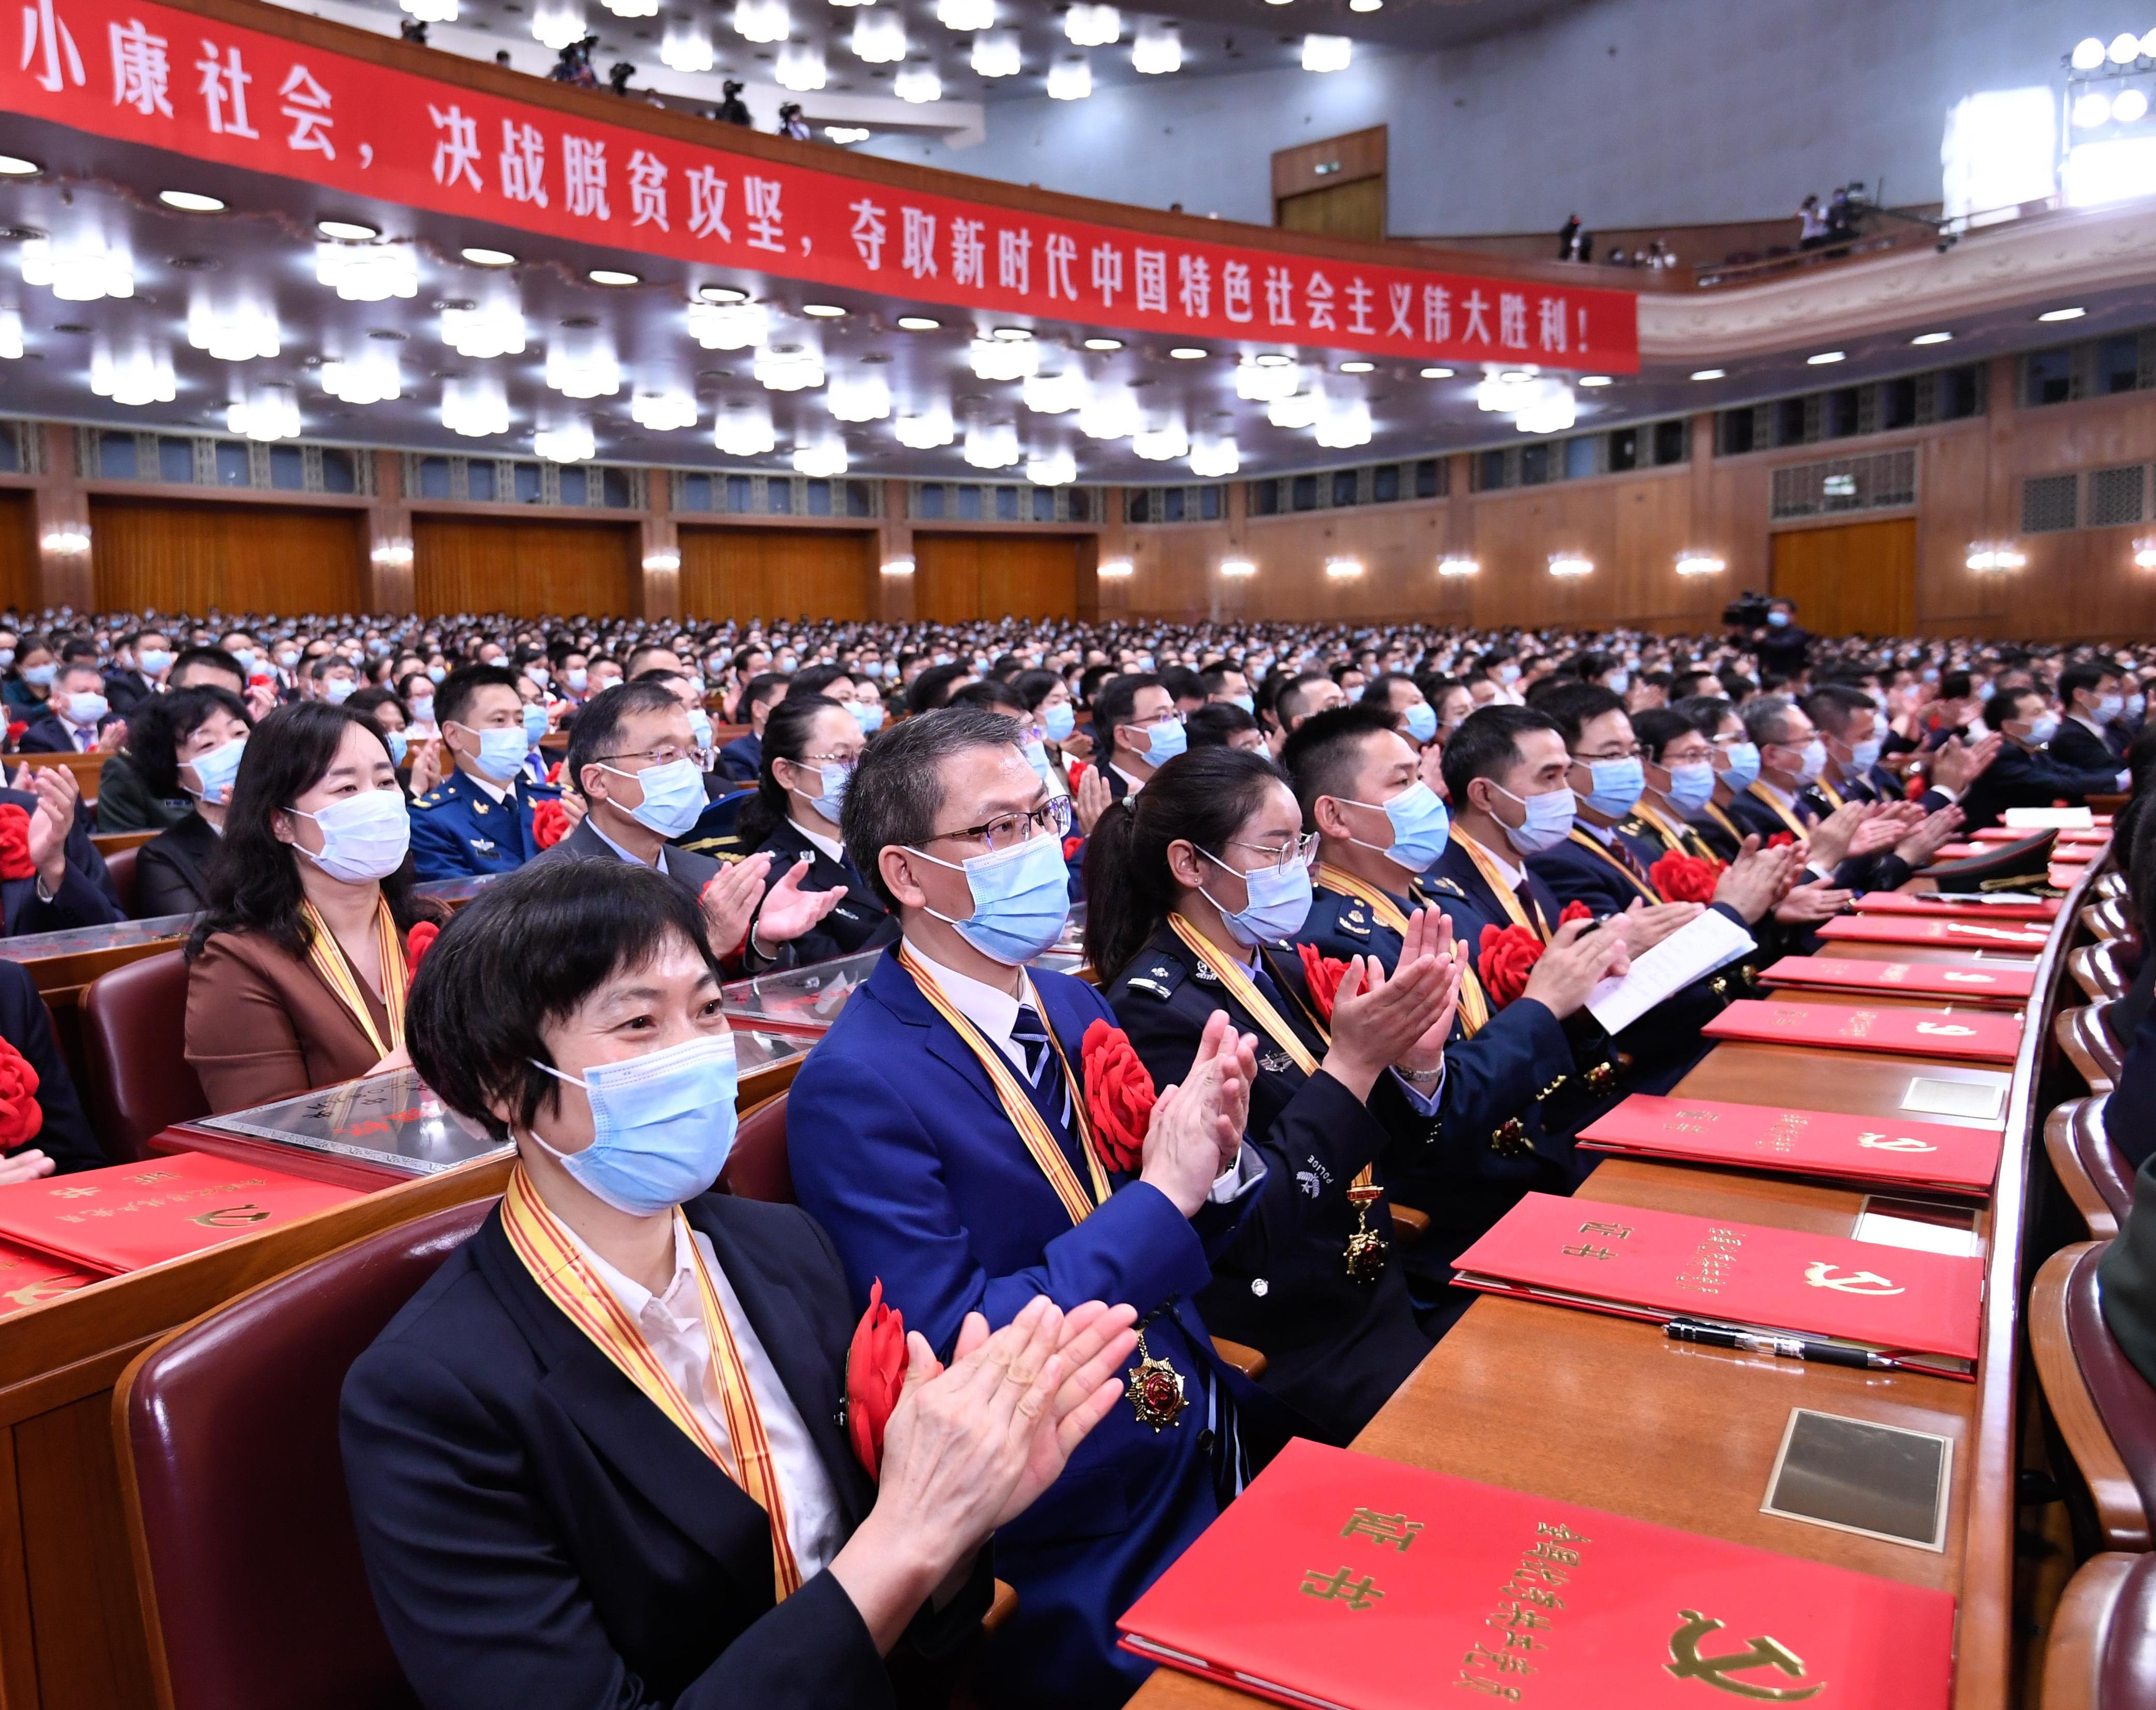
2, 3, 2155, 1707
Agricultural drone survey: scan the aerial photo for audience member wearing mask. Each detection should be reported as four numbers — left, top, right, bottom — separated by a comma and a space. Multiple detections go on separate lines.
408, 665, 562, 881
130, 685, 253, 917
183, 703, 447, 1112
17, 660, 122, 754
2, 637, 58, 718
1953, 688, 2131, 833
101, 628, 174, 716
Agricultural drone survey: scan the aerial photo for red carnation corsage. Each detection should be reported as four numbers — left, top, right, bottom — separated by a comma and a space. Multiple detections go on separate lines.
0, 805, 35, 882
533, 800, 571, 850
1477, 923, 1547, 1007
403, 920, 440, 980
1647, 850, 1723, 904
845, 1278, 907, 1479
1081, 1018, 1155, 1174
1296, 941, 1351, 1024
0, 1034, 43, 1151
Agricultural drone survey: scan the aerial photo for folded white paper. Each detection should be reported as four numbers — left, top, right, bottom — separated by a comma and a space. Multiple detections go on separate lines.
1585, 907, 1757, 1035
2002, 806, 2093, 829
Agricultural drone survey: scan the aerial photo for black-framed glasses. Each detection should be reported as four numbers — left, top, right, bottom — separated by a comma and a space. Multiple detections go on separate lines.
925, 795, 1074, 852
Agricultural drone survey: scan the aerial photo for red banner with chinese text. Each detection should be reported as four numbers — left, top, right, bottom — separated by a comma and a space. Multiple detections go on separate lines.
4, 0, 1641, 367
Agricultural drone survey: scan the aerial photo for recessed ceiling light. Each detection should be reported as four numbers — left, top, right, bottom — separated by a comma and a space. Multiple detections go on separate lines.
1806, 350, 1846, 365
0, 155, 41, 177
896, 315, 941, 331
991, 325, 1035, 341
158, 190, 225, 212
1690, 368, 1726, 380
1577, 373, 1612, 387
1337, 359, 1374, 373
1419, 365, 1456, 379
589, 268, 640, 286
1909, 330, 1952, 346
2038, 306, 2086, 323
1168, 346, 1208, 359
802, 302, 847, 317
699, 284, 750, 303
316, 219, 379, 240
1253, 352, 1294, 368
462, 246, 516, 266
1082, 336, 1123, 351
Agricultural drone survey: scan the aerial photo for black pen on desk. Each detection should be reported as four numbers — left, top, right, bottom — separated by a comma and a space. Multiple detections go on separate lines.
1665, 1319, 1901, 1371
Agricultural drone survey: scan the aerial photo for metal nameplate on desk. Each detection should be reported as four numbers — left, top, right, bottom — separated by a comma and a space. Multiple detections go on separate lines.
414, 874, 505, 904
196, 1068, 506, 1175
1901, 1075, 2008, 1125
1761, 1408, 1953, 1551
721, 950, 882, 1029
0, 913, 196, 962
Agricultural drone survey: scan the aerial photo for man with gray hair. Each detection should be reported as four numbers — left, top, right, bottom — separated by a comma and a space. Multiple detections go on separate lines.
787, 705, 1272, 1707
1728, 693, 1923, 891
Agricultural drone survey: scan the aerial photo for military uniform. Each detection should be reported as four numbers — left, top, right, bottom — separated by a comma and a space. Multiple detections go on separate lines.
408, 766, 562, 882
1103, 920, 1436, 1445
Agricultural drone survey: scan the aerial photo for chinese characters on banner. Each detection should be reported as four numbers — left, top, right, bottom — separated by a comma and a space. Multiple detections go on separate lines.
6, 0, 1641, 368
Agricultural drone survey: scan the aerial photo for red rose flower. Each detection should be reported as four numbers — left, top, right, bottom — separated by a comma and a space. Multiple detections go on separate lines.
1081, 1018, 1155, 1174
403, 920, 440, 980
1296, 941, 1350, 1024
546, 758, 566, 785
533, 800, 571, 850
1477, 923, 1547, 1007
1766, 832, 1796, 849
1557, 900, 1594, 927
0, 1035, 42, 1152
0, 805, 34, 882
1066, 758, 1090, 790
1647, 851, 1723, 905
1062, 833, 1085, 863
4, 722, 23, 746
845, 1278, 908, 1479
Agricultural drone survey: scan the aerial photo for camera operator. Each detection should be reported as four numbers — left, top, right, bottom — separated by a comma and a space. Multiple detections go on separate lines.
1737, 596, 1811, 678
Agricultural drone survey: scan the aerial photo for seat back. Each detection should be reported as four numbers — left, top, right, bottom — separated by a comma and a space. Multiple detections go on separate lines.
721, 1089, 793, 1202
2045, 1096, 2133, 1240
2058, 1002, 2123, 1094
81, 950, 207, 1162
2071, 944, 2128, 1004
2031, 1242, 2156, 1555
115, 1197, 492, 1710
103, 844, 140, 917
2044, 1552, 2156, 1710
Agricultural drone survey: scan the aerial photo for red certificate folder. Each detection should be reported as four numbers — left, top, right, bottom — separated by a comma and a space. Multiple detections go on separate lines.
1759, 954, 2036, 1004
1117, 1438, 1956, 1710
1815, 913, 2052, 951
0, 1152, 363, 1275
1451, 1192, 1982, 1378
1852, 891, 2060, 923
1578, 1094, 2004, 1193
0, 1237, 97, 1317
1701, 999, 2022, 1063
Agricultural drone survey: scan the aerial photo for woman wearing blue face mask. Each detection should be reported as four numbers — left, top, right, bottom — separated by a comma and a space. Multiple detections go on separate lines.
2, 636, 58, 716
183, 703, 447, 1113
1086, 746, 1462, 1444
344, 858, 1135, 1710
132, 684, 254, 917
735, 695, 895, 965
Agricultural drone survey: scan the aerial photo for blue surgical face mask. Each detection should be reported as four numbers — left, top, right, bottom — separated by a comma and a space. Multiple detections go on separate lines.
1579, 756, 1645, 818
528, 1031, 740, 1216
409, 694, 435, 724
521, 703, 550, 746
1720, 742, 1761, 791
427, 665, 447, 684
325, 677, 357, 705
1663, 760, 1717, 817
1348, 781, 1450, 872
1023, 739, 1054, 785
1791, 739, 1826, 785
458, 723, 530, 784
1042, 701, 1076, 742
292, 786, 411, 884
688, 707, 714, 750
568, 668, 588, 692
139, 649, 173, 675
182, 735, 248, 807
1138, 716, 1187, 765
803, 760, 851, 824
913, 829, 1073, 965
1200, 847, 1313, 947
2024, 712, 2060, 746
21, 664, 55, 687
1344, 684, 1365, 705
1494, 784, 1577, 856
1402, 700, 1438, 744
2130, 693, 2147, 720
1767, 610, 1790, 628
0, 650, 14, 669
606, 756, 706, 838
2096, 693, 2124, 721
852, 699, 886, 735
1230, 693, 1256, 715
1604, 670, 1630, 696
385, 728, 410, 768
277, 649, 300, 668
1848, 736, 1883, 772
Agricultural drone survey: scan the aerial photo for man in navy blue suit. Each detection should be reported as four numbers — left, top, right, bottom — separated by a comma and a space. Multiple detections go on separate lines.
788, 706, 1266, 1709
1953, 686, 2132, 832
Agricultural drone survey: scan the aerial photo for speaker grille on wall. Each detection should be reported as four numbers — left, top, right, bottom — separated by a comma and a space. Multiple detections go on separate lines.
2086, 464, 2147, 529
2020, 473, 2080, 535
1768, 448, 1916, 521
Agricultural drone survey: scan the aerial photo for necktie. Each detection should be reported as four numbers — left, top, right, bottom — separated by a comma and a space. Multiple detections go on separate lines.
1011, 1004, 1075, 1135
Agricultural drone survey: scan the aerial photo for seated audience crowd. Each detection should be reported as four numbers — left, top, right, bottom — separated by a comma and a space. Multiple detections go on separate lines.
2, 599, 2153, 1705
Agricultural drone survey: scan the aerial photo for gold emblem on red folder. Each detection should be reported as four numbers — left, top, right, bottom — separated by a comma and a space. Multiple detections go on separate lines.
1665, 1610, 1824, 1701
1802, 1261, 1904, 1295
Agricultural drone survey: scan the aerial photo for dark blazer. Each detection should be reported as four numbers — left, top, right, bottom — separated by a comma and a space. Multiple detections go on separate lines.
1956, 741, 2124, 834
134, 811, 220, 917
787, 950, 1254, 1709
342, 1194, 983, 1710
532, 816, 722, 903
2100, 1153, 2156, 1392
2106, 986, 2156, 1174
16, 711, 119, 754
717, 731, 763, 784
0, 785, 121, 937
0, 956, 103, 1172
1103, 922, 1432, 1443
750, 816, 897, 966
408, 767, 562, 882
1725, 783, 1883, 892
90, 748, 188, 834
185, 926, 399, 1113
2052, 715, 2126, 773
101, 669, 160, 717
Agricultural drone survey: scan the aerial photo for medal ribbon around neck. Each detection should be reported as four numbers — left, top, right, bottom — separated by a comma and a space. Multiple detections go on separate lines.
1745, 781, 1812, 839
1449, 829, 1548, 941
898, 943, 1107, 1223
1316, 864, 1491, 1037
500, 1164, 803, 1599
300, 895, 408, 1060
1564, 828, 1660, 902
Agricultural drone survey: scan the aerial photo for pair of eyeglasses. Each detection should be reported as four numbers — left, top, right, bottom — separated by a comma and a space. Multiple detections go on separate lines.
797, 751, 860, 770
926, 795, 1074, 852
593, 743, 712, 771
1131, 710, 1186, 728
1221, 830, 1318, 875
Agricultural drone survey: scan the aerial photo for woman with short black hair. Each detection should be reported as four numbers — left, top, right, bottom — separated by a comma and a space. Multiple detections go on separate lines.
130, 685, 252, 917
342, 859, 1134, 1710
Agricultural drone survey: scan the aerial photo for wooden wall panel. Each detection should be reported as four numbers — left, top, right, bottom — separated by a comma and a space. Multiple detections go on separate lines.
678, 526, 873, 622
412, 516, 636, 616
915, 533, 1079, 621
0, 492, 37, 614
89, 498, 365, 614
1770, 518, 1917, 636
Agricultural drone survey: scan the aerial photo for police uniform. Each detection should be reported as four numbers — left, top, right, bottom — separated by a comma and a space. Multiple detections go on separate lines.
1619, 801, 1724, 865
407, 766, 562, 882
1103, 919, 1435, 1445
747, 816, 897, 966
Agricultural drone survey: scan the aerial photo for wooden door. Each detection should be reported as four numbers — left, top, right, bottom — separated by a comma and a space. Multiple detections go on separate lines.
1275, 179, 1386, 241
678, 527, 873, 622
412, 516, 637, 615
0, 491, 37, 611
90, 498, 366, 613
914, 533, 1079, 621
1770, 517, 1916, 637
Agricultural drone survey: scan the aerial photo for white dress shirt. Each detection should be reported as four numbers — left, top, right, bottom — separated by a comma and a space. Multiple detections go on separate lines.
907, 938, 1265, 1203
1110, 764, 1149, 798
567, 1215, 845, 1580
789, 813, 846, 866
590, 817, 673, 877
